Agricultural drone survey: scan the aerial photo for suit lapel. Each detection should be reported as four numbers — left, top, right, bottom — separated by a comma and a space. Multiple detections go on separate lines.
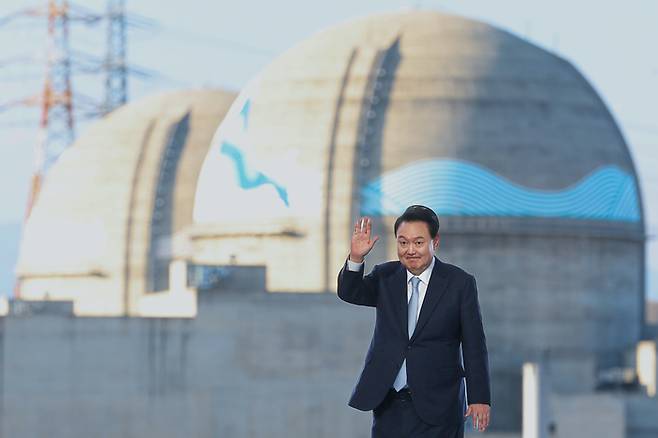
387, 263, 408, 338
410, 257, 449, 342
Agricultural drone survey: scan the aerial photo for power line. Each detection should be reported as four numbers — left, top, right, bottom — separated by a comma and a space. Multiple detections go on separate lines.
0, 1, 161, 297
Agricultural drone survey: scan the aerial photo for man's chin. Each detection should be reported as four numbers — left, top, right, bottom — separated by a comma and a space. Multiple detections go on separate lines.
403, 259, 424, 273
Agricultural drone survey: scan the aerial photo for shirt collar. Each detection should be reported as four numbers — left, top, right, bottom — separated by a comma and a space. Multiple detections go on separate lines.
406, 256, 435, 286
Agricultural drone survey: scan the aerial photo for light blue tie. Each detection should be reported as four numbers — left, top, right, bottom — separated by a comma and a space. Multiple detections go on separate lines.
393, 276, 421, 391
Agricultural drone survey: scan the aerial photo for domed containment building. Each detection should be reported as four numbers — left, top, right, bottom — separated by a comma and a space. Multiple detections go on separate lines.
190, 12, 644, 429
15, 89, 236, 316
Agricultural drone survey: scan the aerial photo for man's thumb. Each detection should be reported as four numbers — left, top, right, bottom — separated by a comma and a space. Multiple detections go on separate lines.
464, 406, 472, 417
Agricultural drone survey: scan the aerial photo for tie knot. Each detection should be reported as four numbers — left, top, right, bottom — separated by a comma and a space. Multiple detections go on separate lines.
410, 276, 421, 290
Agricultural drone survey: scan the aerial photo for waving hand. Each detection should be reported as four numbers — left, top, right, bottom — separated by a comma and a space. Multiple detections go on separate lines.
349, 217, 380, 263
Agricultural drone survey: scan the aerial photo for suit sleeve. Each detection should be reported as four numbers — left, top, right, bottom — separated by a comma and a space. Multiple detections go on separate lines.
337, 259, 379, 307
460, 274, 491, 406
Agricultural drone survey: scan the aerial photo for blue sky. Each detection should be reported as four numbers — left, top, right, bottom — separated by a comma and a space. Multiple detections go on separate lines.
1, 0, 657, 299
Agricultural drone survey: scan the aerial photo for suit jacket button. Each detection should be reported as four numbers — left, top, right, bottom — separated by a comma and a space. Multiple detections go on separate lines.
407, 345, 412, 350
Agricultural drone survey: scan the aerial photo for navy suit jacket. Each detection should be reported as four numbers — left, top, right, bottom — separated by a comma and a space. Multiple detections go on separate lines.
337, 256, 491, 426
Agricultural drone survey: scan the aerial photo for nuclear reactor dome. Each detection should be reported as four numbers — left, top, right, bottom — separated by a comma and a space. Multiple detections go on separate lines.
191, 11, 644, 429
16, 89, 236, 315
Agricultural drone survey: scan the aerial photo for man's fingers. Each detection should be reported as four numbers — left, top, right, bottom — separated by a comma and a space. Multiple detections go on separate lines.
354, 218, 364, 234
353, 217, 377, 235
354, 217, 371, 234
473, 411, 490, 431
353, 218, 379, 255
464, 406, 490, 431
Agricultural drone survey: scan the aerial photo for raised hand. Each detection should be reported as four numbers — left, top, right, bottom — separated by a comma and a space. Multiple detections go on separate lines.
350, 217, 380, 263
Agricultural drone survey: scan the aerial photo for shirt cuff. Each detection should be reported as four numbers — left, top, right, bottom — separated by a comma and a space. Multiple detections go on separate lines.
346, 259, 364, 272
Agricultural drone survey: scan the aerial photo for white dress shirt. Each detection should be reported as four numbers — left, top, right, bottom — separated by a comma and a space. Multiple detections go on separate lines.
346, 257, 436, 320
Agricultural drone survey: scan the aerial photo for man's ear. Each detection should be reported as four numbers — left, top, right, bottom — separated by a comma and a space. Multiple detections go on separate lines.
433, 235, 440, 250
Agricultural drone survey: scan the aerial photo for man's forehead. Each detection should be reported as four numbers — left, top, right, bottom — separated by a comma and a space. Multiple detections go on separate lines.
397, 220, 431, 233
396, 221, 433, 238
396, 219, 441, 241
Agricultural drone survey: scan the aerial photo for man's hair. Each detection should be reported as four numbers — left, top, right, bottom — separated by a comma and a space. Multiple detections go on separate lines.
393, 205, 440, 238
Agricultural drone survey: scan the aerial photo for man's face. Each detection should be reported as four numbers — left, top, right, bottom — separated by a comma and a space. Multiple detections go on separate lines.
396, 220, 439, 275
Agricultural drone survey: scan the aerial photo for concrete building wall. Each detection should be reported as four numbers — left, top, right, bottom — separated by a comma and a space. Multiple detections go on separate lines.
442, 230, 642, 428
625, 395, 658, 438
1, 291, 656, 437
549, 393, 658, 438
0, 291, 375, 438
551, 394, 626, 438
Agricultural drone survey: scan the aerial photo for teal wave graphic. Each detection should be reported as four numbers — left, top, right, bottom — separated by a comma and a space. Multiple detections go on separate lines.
218, 99, 289, 207
360, 160, 640, 222
220, 142, 289, 206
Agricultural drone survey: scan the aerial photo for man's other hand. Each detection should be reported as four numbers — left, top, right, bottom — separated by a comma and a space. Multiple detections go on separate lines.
465, 403, 490, 432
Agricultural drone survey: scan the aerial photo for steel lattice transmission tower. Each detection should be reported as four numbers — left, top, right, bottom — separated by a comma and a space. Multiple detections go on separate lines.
26, 0, 76, 221
104, 0, 127, 114
1, 0, 141, 297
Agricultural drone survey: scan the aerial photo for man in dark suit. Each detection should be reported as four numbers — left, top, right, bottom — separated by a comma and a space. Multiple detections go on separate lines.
338, 205, 491, 437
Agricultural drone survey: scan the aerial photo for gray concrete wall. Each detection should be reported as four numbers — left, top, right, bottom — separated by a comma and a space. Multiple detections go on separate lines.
1, 287, 651, 437
0, 292, 376, 438
432, 230, 641, 431
551, 394, 625, 438
549, 393, 658, 438
625, 395, 658, 438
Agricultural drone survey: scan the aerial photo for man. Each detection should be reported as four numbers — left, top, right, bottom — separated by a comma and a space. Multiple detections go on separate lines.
337, 205, 491, 437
